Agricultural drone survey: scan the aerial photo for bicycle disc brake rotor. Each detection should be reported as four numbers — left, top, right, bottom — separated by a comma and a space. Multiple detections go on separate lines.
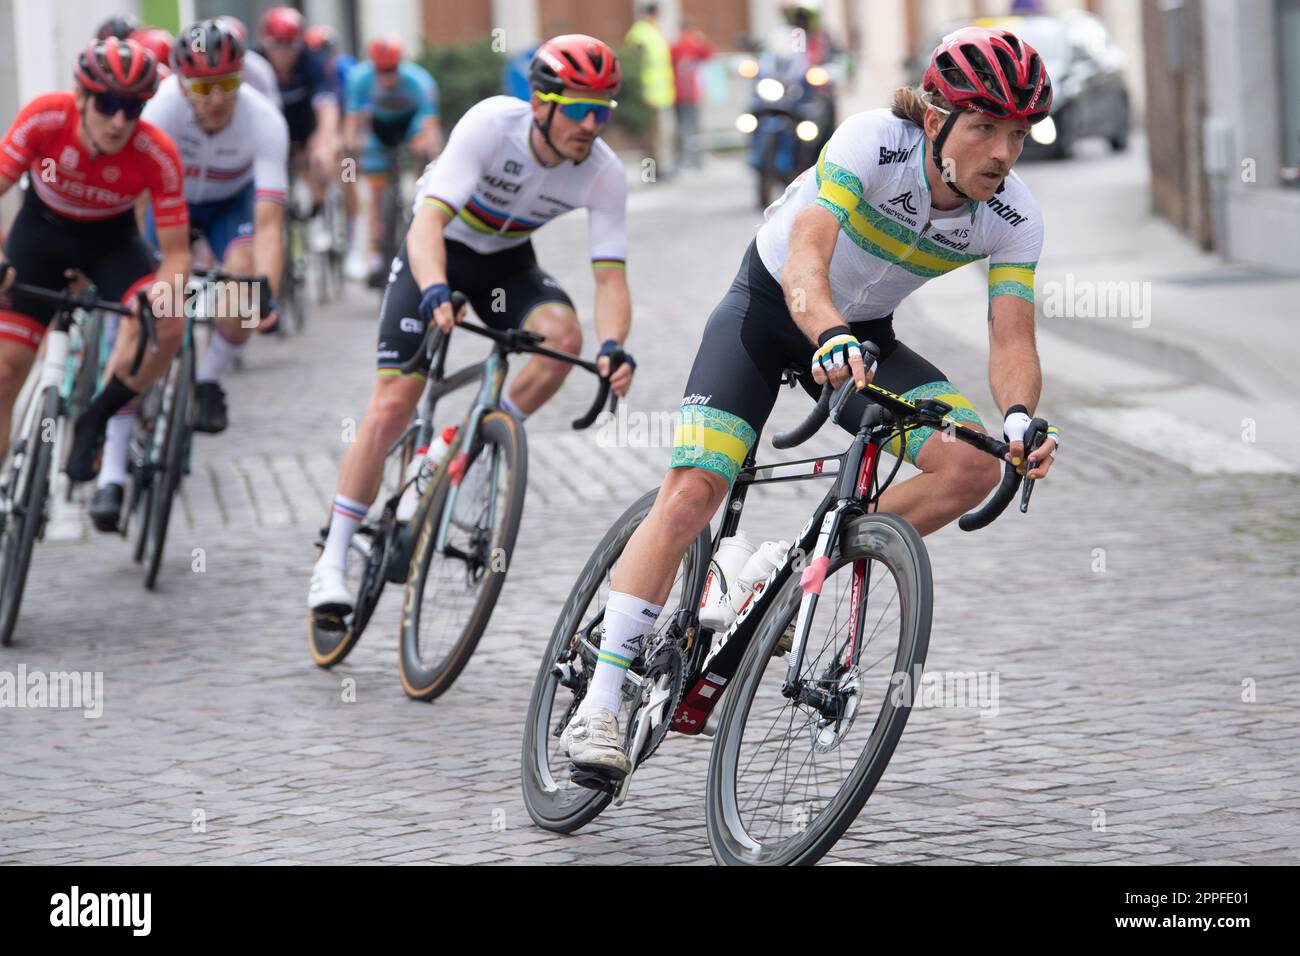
633, 644, 686, 765
811, 665, 861, 754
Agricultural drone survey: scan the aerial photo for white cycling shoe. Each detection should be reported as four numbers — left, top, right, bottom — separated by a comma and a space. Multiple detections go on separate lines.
561, 708, 631, 779
308, 560, 354, 615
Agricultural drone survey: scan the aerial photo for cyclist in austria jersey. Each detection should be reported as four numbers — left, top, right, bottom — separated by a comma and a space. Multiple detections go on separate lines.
0, 38, 191, 500
555, 27, 1064, 781
308, 35, 636, 615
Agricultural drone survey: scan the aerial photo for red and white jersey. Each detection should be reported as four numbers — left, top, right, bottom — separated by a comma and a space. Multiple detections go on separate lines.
0, 91, 188, 229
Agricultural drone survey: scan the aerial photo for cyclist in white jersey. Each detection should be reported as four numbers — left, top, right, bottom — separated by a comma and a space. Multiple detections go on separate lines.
308, 35, 636, 612
557, 27, 1064, 780
88, 20, 291, 532
215, 16, 282, 109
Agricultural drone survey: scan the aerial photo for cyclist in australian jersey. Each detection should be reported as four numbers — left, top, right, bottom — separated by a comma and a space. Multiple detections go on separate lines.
343, 36, 441, 284
308, 35, 636, 613
0, 39, 190, 491
557, 27, 1064, 780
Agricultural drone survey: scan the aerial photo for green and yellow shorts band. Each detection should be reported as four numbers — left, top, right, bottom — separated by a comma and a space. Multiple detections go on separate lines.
668, 382, 983, 483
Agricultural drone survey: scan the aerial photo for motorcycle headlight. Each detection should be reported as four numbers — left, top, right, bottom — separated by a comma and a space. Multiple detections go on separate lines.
736, 113, 758, 134
756, 78, 785, 102
805, 66, 830, 87
796, 121, 819, 142
1030, 116, 1057, 146
738, 58, 759, 79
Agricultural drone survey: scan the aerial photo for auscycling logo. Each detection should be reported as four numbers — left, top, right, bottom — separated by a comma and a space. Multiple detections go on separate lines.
50, 886, 151, 936
0, 665, 103, 718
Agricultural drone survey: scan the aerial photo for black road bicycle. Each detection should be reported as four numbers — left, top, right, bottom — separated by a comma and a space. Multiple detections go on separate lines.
521, 370, 1051, 865
0, 283, 151, 644
309, 294, 624, 703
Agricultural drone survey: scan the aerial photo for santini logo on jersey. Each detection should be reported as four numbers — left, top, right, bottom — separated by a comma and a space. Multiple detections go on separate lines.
878, 144, 915, 165
986, 196, 1027, 227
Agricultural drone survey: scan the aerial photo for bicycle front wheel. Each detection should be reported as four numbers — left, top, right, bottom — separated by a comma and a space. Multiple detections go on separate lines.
0, 386, 59, 646
142, 351, 193, 590
398, 411, 526, 701
706, 511, 932, 865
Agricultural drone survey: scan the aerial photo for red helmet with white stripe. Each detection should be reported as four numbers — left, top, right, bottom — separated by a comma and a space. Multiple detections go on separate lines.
74, 37, 162, 99
529, 35, 620, 94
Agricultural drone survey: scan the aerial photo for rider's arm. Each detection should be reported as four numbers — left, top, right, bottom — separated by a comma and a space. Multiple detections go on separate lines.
987, 294, 1041, 417
152, 221, 192, 318
309, 52, 340, 139
781, 203, 844, 344
592, 265, 630, 348
585, 158, 630, 348
252, 101, 290, 298
342, 63, 369, 155
406, 201, 450, 291
412, 66, 443, 158
141, 127, 191, 314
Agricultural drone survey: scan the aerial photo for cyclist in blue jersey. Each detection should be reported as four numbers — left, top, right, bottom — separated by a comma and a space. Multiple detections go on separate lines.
257, 7, 338, 218
343, 36, 442, 283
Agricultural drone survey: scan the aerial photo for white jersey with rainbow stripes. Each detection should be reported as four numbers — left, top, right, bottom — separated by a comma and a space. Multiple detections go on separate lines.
756, 108, 1044, 322
414, 96, 628, 269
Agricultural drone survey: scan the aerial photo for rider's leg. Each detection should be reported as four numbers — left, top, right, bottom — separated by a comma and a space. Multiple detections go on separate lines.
0, 335, 39, 465
876, 428, 1000, 536
318, 372, 425, 570
579, 464, 731, 718
504, 304, 583, 418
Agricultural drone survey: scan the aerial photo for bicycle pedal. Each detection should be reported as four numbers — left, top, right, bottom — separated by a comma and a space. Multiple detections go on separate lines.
570, 766, 623, 795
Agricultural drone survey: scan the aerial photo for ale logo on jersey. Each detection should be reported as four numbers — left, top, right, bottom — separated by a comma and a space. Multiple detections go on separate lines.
102, 166, 120, 183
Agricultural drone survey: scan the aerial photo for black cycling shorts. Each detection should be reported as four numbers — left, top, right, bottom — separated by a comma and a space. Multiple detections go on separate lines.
0, 190, 156, 350
669, 239, 983, 483
376, 238, 575, 377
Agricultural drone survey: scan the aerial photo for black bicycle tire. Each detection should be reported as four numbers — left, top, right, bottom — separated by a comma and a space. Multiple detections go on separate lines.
398, 411, 527, 701
519, 487, 712, 834
143, 350, 193, 590
0, 386, 59, 646
705, 511, 932, 866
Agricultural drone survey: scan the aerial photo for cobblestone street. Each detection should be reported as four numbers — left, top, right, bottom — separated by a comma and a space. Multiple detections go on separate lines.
2, 151, 1297, 865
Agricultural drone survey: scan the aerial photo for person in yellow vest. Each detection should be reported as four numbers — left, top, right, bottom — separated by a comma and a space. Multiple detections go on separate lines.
625, 3, 677, 177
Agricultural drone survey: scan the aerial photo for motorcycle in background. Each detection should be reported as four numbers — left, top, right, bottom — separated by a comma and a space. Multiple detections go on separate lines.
736, 44, 841, 209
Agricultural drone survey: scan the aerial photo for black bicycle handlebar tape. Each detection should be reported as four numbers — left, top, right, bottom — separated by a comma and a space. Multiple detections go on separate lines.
128, 289, 159, 377
397, 291, 468, 375
10, 283, 134, 315
772, 380, 835, 449
958, 459, 1023, 531
572, 347, 624, 430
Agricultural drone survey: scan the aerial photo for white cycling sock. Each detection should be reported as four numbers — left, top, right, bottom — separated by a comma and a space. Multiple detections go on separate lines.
197, 329, 243, 385
97, 412, 135, 488
321, 493, 368, 570
578, 591, 663, 719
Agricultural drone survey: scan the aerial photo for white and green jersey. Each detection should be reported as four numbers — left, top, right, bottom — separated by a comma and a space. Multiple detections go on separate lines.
755, 108, 1043, 321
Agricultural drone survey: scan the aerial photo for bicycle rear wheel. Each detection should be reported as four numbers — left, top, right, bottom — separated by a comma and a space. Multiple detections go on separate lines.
520, 488, 711, 833
0, 387, 59, 646
398, 411, 526, 701
705, 512, 932, 865
142, 350, 193, 590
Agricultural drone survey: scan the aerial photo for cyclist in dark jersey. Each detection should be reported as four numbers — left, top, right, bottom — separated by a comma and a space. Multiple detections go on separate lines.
257, 7, 338, 214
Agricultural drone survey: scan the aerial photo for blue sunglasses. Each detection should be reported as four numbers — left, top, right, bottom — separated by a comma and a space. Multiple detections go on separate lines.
537, 92, 617, 124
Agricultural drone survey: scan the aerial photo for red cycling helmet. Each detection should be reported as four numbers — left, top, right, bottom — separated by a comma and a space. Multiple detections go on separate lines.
134, 28, 175, 72
174, 19, 244, 78
923, 26, 1052, 124
369, 36, 403, 71
75, 37, 162, 99
529, 35, 621, 95
305, 25, 339, 54
262, 6, 305, 43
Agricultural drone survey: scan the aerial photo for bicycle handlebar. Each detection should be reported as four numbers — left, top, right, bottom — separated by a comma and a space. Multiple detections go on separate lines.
774, 373, 1043, 532
398, 291, 623, 430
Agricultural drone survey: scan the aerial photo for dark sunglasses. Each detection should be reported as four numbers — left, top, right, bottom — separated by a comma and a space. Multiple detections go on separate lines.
92, 94, 146, 120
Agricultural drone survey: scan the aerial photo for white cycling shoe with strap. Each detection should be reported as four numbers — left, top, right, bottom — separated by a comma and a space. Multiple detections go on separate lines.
561, 708, 631, 779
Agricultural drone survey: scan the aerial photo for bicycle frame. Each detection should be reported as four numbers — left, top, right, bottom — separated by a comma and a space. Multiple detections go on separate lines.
670, 426, 887, 736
